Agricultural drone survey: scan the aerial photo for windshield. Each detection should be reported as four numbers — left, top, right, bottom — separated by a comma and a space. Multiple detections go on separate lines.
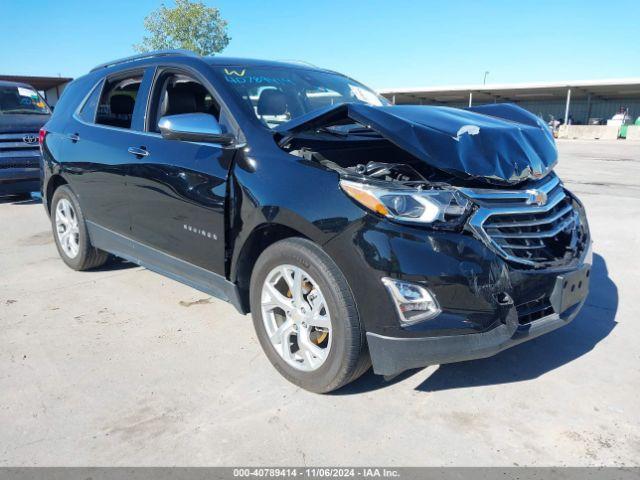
0, 85, 50, 115
213, 66, 388, 128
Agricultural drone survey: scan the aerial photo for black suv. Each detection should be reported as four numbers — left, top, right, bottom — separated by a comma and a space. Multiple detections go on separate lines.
1, 80, 51, 197
41, 50, 592, 392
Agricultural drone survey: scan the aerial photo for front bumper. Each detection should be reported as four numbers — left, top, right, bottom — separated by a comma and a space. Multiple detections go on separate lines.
0, 167, 41, 195
367, 260, 591, 376
322, 201, 592, 377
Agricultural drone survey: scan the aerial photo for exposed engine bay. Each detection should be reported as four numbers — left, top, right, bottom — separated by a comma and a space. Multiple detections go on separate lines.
289, 147, 429, 185
282, 133, 457, 189
275, 102, 559, 187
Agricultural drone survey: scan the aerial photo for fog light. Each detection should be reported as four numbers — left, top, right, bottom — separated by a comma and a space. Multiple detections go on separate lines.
381, 278, 441, 325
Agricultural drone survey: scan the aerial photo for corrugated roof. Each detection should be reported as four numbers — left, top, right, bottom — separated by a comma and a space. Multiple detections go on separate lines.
379, 78, 640, 103
0, 75, 73, 91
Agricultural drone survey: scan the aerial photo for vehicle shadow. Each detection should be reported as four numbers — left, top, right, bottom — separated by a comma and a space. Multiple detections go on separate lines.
93, 256, 138, 272
335, 253, 617, 395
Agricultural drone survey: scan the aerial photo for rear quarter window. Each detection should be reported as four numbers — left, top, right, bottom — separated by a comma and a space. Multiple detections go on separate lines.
77, 79, 104, 123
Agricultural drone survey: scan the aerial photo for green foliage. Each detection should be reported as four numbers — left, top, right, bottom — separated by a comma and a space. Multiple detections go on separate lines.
134, 0, 230, 56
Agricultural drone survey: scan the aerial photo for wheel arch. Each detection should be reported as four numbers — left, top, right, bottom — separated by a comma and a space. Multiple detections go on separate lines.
45, 174, 68, 214
232, 222, 310, 313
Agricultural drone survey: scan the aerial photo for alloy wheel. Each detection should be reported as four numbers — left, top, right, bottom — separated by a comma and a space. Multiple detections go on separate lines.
55, 198, 80, 258
260, 264, 332, 372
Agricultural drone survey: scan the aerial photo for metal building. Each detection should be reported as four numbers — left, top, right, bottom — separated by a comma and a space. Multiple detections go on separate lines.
379, 78, 640, 125
0, 75, 73, 107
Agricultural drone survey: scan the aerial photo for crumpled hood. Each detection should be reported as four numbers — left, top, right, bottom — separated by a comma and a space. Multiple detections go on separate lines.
276, 103, 558, 185
0, 113, 50, 134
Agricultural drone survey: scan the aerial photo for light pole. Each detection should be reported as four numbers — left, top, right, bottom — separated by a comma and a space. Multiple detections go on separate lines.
483, 71, 490, 85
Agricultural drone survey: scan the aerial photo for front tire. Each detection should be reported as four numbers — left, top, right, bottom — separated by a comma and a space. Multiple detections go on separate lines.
51, 185, 109, 271
250, 238, 370, 393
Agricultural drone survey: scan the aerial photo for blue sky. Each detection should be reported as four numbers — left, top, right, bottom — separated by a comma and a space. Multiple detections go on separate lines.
1, 0, 639, 89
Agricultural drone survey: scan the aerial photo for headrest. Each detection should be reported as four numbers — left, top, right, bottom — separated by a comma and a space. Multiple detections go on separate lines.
110, 94, 134, 115
166, 86, 198, 115
257, 89, 287, 116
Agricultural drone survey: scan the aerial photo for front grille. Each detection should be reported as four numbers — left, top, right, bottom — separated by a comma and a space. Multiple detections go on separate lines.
464, 175, 587, 268
483, 191, 577, 264
0, 157, 40, 169
0, 133, 40, 154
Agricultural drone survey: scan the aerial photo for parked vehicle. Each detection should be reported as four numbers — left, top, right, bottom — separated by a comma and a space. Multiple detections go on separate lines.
0, 80, 51, 197
607, 107, 632, 127
40, 50, 592, 392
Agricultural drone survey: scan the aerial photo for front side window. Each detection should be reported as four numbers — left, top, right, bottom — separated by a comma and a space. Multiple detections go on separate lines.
212, 66, 388, 128
150, 71, 221, 132
96, 74, 143, 129
0, 85, 50, 115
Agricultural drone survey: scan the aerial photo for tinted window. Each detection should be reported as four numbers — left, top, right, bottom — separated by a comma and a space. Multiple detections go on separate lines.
150, 71, 221, 132
77, 79, 104, 123
96, 74, 143, 129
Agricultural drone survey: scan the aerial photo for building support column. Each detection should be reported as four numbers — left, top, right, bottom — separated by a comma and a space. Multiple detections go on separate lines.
392, 95, 396, 105
564, 88, 572, 124
468, 92, 473, 107
585, 93, 592, 124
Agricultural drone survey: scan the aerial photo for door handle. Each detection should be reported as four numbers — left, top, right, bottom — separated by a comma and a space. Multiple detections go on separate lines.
68, 133, 80, 143
127, 147, 150, 158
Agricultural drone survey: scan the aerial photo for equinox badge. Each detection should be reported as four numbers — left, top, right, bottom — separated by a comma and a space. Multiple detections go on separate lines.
184, 224, 218, 240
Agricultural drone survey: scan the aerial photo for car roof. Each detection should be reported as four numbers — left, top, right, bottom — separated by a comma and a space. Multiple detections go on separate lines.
89, 50, 337, 76
203, 56, 330, 72
0, 80, 35, 89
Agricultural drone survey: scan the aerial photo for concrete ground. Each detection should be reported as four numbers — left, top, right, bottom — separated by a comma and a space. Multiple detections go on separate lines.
1, 140, 639, 467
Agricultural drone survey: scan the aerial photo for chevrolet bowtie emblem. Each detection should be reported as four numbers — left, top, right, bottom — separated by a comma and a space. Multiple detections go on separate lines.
525, 189, 547, 206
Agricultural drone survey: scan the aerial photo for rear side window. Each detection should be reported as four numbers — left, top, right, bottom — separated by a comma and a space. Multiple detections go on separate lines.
77, 80, 104, 123
96, 73, 143, 129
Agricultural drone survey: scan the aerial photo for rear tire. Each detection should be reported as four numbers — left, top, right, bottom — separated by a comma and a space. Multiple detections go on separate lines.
250, 237, 370, 393
51, 185, 109, 271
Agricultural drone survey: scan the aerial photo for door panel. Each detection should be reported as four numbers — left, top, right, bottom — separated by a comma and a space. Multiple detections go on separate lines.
127, 135, 233, 275
62, 120, 133, 235
62, 69, 153, 235
125, 67, 235, 276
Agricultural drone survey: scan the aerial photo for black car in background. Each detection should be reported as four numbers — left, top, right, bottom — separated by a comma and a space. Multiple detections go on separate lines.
0, 80, 51, 198
40, 50, 592, 393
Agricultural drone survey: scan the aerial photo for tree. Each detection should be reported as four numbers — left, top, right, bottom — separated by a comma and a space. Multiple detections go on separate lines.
134, 0, 230, 56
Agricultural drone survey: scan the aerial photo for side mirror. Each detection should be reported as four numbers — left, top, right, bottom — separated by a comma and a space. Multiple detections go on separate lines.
158, 113, 235, 145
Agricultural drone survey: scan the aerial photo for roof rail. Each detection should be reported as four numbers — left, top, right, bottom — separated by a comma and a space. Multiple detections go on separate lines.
90, 49, 199, 72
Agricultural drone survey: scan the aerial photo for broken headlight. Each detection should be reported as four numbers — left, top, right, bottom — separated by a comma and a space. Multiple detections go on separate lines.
340, 179, 471, 229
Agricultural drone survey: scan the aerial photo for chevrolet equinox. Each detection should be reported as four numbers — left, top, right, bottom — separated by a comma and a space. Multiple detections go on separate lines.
40, 50, 592, 392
